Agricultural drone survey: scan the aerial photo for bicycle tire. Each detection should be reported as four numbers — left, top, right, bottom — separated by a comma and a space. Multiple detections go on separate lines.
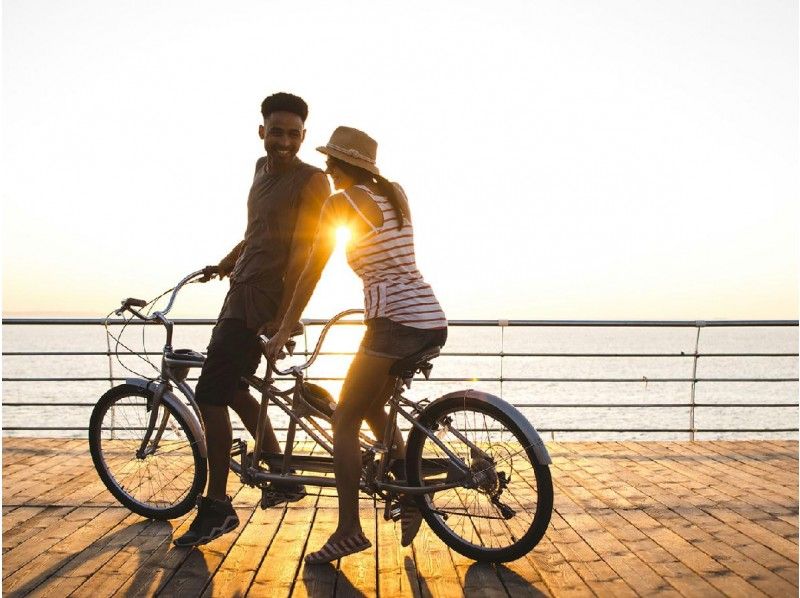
405, 394, 553, 562
89, 384, 207, 520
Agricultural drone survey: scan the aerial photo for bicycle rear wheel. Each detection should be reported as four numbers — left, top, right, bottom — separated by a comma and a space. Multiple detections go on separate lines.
405, 395, 553, 562
88, 384, 207, 520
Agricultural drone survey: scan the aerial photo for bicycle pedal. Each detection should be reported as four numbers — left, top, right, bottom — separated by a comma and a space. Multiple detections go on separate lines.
383, 501, 403, 522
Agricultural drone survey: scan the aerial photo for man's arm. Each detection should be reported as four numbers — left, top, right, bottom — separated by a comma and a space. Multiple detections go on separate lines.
270, 171, 331, 329
217, 240, 246, 279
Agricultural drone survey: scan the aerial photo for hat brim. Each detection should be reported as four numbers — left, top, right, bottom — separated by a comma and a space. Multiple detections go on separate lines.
317, 145, 380, 176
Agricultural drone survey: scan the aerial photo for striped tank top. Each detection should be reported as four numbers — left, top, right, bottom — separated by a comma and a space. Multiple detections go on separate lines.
342, 185, 447, 330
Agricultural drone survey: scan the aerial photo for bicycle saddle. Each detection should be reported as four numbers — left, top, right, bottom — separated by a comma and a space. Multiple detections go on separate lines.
164, 348, 205, 366
389, 345, 441, 378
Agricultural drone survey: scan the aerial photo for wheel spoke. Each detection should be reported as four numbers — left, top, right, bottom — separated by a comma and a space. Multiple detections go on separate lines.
90, 387, 204, 517
409, 399, 552, 559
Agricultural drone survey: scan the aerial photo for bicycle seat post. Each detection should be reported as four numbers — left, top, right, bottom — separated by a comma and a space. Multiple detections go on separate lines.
374, 377, 405, 484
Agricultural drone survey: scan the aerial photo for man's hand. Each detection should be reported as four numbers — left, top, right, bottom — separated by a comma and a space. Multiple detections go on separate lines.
216, 260, 233, 280
199, 265, 219, 283
217, 240, 245, 280
216, 261, 233, 280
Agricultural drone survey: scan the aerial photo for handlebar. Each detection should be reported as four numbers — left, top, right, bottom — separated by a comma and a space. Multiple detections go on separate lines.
259, 308, 365, 377
115, 269, 209, 321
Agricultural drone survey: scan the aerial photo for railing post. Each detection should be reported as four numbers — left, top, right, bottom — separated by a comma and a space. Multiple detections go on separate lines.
498, 319, 508, 401
105, 327, 116, 439
689, 322, 705, 441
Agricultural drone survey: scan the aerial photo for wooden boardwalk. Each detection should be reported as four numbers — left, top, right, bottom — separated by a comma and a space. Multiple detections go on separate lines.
2, 438, 797, 597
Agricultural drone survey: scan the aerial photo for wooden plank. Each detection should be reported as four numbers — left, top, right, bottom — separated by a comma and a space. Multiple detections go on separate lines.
409, 524, 464, 597
2, 443, 84, 504
20, 512, 148, 597
248, 496, 319, 597
559, 443, 798, 596
554, 487, 683, 597
334, 501, 378, 597
445, 463, 545, 596
107, 482, 255, 597
2, 507, 129, 597
71, 514, 193, 598
2, 506, 84, 575
547, 511, 637, 597
571, 443, 780, 597
373, 508, 423, 598
155, 507, 252, 596
653, 441, 796, 503
2, 506, 46, 536
704, 507, 799, 563
200, 505, 286, 597
677, 441, 797, 497
291, 502, 340, 598
621, 442, 798, 535
614, 441, 800, 582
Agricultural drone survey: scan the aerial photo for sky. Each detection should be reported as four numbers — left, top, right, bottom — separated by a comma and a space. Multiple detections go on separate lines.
2, 0, 798, 320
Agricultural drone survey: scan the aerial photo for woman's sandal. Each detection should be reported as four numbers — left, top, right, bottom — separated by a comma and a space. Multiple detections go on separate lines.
304, 532, 372, 565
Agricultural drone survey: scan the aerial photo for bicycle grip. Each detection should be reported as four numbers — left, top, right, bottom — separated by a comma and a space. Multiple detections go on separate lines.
124, 298, 147, 308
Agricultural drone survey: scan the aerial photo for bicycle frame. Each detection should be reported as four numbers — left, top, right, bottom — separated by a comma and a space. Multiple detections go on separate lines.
231, 371, 476, 497
116, 274, 513, 501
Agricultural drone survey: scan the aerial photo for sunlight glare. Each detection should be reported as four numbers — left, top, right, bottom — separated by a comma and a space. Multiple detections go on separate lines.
335, 226, 352, 246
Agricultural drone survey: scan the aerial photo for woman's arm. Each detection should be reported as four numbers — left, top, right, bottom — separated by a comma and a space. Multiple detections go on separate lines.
264, 196, 341, 358
273, 171, 331, 324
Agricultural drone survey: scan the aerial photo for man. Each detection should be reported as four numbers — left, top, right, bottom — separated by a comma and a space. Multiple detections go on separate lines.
174, 92, 330, 546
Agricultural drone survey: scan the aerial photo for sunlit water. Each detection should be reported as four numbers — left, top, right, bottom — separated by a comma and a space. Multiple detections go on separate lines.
2, 322, 797, 441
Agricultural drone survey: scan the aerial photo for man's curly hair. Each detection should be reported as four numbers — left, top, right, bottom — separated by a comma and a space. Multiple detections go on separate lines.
261, 92, 309, 122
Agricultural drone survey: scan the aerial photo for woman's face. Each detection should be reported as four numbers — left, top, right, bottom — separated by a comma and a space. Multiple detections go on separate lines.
325, 159, 354, 190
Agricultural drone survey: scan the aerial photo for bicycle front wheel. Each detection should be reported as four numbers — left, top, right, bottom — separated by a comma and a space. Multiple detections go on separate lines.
88, 384, 207, 520
405, 394, 553, 562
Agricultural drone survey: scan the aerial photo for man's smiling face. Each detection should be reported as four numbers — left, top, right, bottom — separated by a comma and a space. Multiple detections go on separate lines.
259, 111, 305, 168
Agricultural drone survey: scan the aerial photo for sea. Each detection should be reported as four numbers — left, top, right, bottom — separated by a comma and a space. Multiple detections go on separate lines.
2, 321, 798, 441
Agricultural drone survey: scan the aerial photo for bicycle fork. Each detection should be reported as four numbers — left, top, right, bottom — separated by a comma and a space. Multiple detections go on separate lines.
136, 380, 170, 459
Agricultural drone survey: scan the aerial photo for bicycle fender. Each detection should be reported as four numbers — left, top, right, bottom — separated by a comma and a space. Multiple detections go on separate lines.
432, 389, 552, 465
124, 378, 207, 459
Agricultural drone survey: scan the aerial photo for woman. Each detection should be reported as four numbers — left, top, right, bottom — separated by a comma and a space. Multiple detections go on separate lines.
265, 126, 447, 564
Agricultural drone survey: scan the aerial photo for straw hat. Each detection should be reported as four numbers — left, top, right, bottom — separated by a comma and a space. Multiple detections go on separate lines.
316, 126, 380, 175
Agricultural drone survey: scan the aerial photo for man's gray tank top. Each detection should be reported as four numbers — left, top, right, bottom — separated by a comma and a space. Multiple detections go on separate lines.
219, 156, 320, 329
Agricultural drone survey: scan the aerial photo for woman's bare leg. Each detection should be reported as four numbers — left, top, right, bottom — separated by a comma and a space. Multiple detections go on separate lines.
328, 351, 394, 541
363, 377, 406, 462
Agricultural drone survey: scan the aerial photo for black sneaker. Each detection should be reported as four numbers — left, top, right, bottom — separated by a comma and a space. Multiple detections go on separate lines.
260, 483, 307, 509
173, 495, 239, 547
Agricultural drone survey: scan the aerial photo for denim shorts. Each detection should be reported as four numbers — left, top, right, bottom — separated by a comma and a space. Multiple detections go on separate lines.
360, 317, 447, 359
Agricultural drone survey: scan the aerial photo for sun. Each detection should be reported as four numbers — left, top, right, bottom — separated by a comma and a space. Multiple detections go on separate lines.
335, 225, 352, 245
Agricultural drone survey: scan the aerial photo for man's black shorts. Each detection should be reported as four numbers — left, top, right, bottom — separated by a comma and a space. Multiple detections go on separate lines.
195, 318, 261, 406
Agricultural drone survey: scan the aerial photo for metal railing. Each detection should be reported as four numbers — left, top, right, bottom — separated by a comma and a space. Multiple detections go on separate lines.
2, 318, 798, 439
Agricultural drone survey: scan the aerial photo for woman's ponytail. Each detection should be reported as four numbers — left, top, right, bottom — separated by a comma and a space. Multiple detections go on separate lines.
373, 173, 410, 230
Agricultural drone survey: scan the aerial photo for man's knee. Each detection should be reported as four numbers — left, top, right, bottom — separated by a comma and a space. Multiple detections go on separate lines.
229, 387, 255, 409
